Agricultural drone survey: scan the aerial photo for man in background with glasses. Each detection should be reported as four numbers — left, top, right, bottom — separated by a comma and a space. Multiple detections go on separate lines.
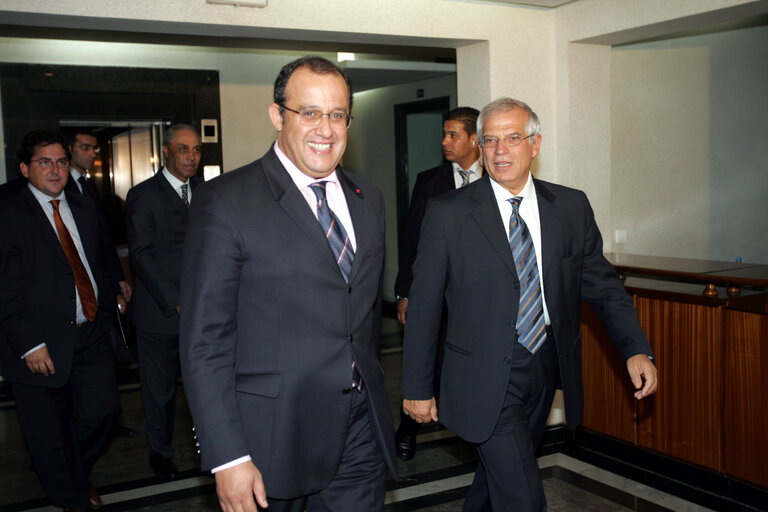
402, 98, 657, 511
180, 56, 397, 512
67, 130, 132, 304
0, 130, 123, 511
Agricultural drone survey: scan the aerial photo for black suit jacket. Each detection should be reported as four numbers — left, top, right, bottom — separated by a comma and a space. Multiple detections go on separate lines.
394, 161, 455, 298
0, 187, 116, 387
126, 170, 201, 334
179, 147, 398, 498
402, 176, 652, 443
65, 173, 125, 284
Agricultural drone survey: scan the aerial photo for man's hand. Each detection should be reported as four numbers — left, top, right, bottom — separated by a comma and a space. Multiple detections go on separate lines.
25, 346, 55, 376
215, 461, 268, 512
116, 295, 127, 315
396, 298, 408, 325
626, 354, 658, 400
403, 398, 438, 423
119, 281, 132, 302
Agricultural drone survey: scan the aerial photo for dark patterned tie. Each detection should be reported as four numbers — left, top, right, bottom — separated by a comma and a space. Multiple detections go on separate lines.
77, 175, 89, 196
458, 169, 471, 187
181, 183, 189, 207
508, 197, 546, 354
309, 182, 355, 283
50, 200, 98, 322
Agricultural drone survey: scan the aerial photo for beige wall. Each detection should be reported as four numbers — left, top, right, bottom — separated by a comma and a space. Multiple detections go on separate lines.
610, 25, 768, 264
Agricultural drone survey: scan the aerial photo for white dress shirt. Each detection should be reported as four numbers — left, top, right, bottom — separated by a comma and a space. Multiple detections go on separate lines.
451, 158, 483, 189
489, 173, 551, 325
162, 167, 192, 203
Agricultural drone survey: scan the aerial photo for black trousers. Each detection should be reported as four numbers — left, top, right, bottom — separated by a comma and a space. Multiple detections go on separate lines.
258, 386, 387, 512
136, 329, 180, 458
12, 317, 121, 510
463, 333, 559, 512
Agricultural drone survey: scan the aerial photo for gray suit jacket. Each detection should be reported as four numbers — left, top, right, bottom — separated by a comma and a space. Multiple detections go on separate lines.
179, 147, 397, 498
402, 175, 652, 443
126, 170, 201, 334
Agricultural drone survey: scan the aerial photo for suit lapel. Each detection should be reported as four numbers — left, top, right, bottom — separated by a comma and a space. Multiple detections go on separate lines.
471, 177, 517, 277
67, 191, 100, 279
437, 162, 456, 194
155, 171, 188, 218
533, 179, 562, 278
21, 188, 68, 264
261, 150, 343, 276
337, 169, 370, 284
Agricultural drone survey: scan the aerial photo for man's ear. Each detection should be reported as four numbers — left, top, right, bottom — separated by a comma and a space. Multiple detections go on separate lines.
268, 103, 284, 132
19, 162, 29, 178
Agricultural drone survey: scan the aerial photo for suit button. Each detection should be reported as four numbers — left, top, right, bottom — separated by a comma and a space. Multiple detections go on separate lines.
513, 282, 520, 289
342, 388, 352, 394
348, 286, 352, 294
348, 335, 353, 342
70, 321, 75, 326
508, 320, 515, 328
71, 297, 75, 303
504, 357, 512, 364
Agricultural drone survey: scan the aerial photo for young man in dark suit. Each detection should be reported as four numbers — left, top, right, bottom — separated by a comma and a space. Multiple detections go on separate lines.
180, 56, 397, 512
402, 98, 658, 511
0, 131, 123, 511
393, 106, 481, 460
126, 124, 202, 478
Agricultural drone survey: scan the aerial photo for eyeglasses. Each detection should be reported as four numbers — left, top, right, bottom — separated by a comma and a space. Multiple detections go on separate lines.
480, 134, 535, 148
30, 158, 70, 169
280, 105, 352, 129
73, 143, 101, 153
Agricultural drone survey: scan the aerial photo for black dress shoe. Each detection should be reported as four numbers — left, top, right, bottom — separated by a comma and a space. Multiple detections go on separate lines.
395, 431, 417, 461
149, 452, 180, 479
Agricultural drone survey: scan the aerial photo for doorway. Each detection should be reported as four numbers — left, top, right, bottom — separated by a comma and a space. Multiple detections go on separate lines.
393, 96, 451, 260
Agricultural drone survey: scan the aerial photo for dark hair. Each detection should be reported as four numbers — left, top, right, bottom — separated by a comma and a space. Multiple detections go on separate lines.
65, 129, 96, 147
446, 107, 480, 136
17, 130, 70, 165
163, 123, 200, 147
273, 56, 353, 116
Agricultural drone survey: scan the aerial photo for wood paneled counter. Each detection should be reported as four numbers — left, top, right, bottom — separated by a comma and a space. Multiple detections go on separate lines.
580, 254, 768, 489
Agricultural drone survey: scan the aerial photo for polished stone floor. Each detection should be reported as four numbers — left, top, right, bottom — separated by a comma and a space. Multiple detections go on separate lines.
0, 317, 715, 511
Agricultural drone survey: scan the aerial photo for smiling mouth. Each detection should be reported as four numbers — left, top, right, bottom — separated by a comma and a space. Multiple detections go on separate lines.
308, 142, 331, 151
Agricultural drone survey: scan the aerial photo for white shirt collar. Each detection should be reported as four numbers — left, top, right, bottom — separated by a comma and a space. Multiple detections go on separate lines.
273, 141, 342, 190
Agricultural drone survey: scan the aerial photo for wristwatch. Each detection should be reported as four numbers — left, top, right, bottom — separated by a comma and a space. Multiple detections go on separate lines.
396, 295, 408, 301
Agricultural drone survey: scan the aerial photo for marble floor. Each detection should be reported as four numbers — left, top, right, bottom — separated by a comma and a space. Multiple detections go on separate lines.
0, 317, 721, 511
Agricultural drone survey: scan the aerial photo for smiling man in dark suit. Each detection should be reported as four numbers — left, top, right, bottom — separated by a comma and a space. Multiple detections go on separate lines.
402, 98, 658, 511
180, 56, 397, 512
0, 130, 122, 511
126, 123, 202, 478
393, 106, 481, 460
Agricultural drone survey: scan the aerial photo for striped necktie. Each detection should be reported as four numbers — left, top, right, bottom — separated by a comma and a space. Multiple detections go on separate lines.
181, 183, 189, 207
508, 197, 547, 354
458, 169, 471, 187
309, 182, 355, 283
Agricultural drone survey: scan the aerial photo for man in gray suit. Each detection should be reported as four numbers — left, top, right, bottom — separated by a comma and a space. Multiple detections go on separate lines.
126, 124, 202, 478
180, 56, 397, 512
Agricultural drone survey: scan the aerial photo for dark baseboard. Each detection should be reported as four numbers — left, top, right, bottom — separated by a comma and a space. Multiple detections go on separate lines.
539, 425, 767, 511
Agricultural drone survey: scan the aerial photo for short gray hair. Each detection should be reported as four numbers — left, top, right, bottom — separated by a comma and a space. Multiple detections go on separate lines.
163, 123, 199, 147
477, 98, 541, 146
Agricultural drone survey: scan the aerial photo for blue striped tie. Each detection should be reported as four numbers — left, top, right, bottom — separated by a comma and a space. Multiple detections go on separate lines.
310, 182, 355, 283
508, 197, 547, 354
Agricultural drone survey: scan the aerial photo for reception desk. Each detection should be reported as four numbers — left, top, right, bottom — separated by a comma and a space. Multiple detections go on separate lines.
580, 253, 767, 489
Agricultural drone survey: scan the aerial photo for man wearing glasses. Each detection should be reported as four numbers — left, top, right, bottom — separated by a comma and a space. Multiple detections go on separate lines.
0, 130, 123, 511
66, 130, 132, 304
180, 56, 397, 511
402, 98, 657, 511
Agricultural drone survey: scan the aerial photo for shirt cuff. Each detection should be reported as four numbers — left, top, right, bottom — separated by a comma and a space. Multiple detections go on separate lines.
21, 343, 47, 359
211, 455, 252, 474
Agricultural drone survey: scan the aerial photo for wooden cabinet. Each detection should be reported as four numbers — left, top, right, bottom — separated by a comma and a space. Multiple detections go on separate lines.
580, 254, 768, 488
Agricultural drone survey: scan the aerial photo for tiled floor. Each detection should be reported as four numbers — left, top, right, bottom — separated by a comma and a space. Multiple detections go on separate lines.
0, 317, 715, 511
